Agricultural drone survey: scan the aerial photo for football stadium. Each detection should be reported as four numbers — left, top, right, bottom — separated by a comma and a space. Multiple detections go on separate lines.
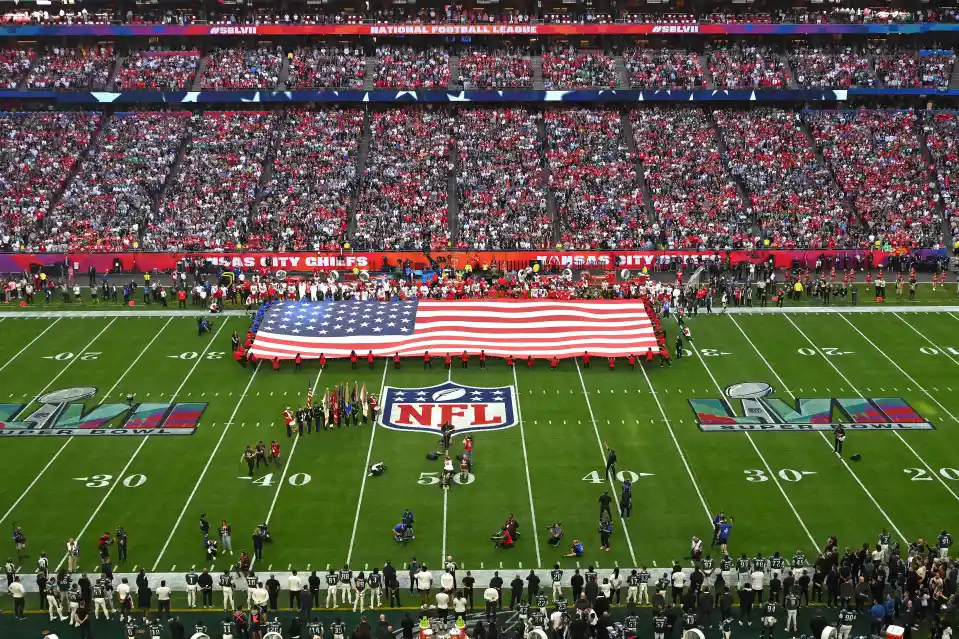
1, 0, 959, 637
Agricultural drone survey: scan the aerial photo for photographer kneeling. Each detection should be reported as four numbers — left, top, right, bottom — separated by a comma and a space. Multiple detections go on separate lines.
491, 527, 514, 550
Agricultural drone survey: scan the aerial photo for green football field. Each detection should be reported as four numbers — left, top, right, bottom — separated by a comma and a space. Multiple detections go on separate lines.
2, 303, 959, 584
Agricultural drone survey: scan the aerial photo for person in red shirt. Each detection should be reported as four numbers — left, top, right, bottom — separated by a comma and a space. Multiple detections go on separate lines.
249, 352, 257, 367
608, 357, 615, 370
269, 441, 281, 469
627, 354, 636, 370
423, 351, 432, 369
660, 348, 672, 368
506, 355, 514, 369
444, 353, 452, 369
350, 350, 358, 370
367, 350, 375, 369
479, 350, 487, 370
646, 348, 654, 368
176, 288, 187, 309
273, 357, 280, 372
582, 351, 591, 368
294, 353, 302, 372
234, 348, 246, 367
461, 350, 469, 369
319, 353, 326, 368
550, 356, 558, 370
527, 355, 533, 368
393, 352, 401, 369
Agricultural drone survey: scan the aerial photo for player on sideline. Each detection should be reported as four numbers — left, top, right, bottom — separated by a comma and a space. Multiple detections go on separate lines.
326, 570, 339, 608
338, 564, 354, 606
760, 598, 778, 638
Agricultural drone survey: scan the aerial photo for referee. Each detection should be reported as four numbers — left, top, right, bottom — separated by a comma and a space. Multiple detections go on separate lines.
604, 441, 617, 479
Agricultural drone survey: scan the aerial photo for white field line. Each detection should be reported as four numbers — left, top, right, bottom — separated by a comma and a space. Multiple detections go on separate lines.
510, 366, 542, 567
574, 359, 637, 565
0, 317, 60, 374
685, 335, 819, 549
729, 315, 909, 544
345, 359, 390, 565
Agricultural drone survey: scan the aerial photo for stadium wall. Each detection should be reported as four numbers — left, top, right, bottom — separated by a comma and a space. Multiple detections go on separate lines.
0, 250, 902, 274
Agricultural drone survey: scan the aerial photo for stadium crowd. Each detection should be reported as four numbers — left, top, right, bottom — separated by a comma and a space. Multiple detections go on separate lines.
25, 46, 116, 90
146, 112, 272, 250
923, 112, 959, 251
546, 109, 649, 250
712, 109, 850, 249
49, 112, 191, 252
707, 45, 790, 88
631, 108, 749, 249
623, 48, 706, 89
454, 108, 550, 250
0, 113, 101, 253
456, 48, 533, 89
116, 50, 201, 91
373, 45, 450, 89
874, 49, 956, 89
0, 47, 34, 89
286, 46, 366, 88
353, 109, 453, 251
808, 109, 941, 249
200, 47, 284, 90
792, 46, 876, 88
542, 49, 618, 89
249, 109, 363, 251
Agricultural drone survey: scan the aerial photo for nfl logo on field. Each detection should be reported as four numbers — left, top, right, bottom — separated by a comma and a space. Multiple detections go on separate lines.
380, 382, 517, 434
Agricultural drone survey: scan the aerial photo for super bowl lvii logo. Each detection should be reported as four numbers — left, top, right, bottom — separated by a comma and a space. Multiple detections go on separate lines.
690, 382, 934, 432
0, 387, 206, 437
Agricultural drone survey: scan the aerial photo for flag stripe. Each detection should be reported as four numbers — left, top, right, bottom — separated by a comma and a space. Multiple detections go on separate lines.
250, 299, 660, 360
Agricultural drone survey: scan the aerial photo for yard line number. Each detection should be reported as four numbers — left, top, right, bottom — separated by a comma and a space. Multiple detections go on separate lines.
699, 349, 731, 357
250, 473, 312, 487
797, 347, 852, 356
73, 474, 147, 488
44, 351, 102, 361
904, 467, 959, 481
582, 470, 646, 483
744, 469, 815, 482
419, 472, 475, 486
919, 347, 959, 356
171, 351, 225, 360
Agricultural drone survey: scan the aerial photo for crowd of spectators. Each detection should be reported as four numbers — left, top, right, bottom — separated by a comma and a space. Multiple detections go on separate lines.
712, 108, 850, 249
147, 112, 273, 250
249, 109, 363, 251
353, 109, 452, 251
456, 48, 533, 89
25, 46, 115, 91
117, 49, 201, 91
792, 46, 876, 88
0, 48, 34, 89
546, 109, 649, 250
287, 46, 366, 88
922, 112, 959, 250
48, 112, 190, 251
200, 47, 284, 90
874, 49, 955, 89
454, 108, 549, 249
631, 108, 749, 249
542, 49, 618, 89
808, 109, 940, 248
623, 48, 706, 89
0, 113, 100, 253
707, 45, 790, 88
373, 45, 450, 89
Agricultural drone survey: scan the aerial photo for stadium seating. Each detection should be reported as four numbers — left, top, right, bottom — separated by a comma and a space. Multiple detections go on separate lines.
623, 49, 706, 89
454, 108, 550, 249
808, 110, 940, 248
542, 49, 618, 89
546, 109, 649, 249
923, 112, 959, 249
200, 47, 284, 90
0, 113, 101, 252
791, 46, 876, 88
147, 112, 273, 250
874, 49, 955, 89
249, 109, 364, 251
707, 45, 790, 88
712, 108, 850, 249
630, 108, 749, 249
25, 46, 116, 90
373, 45, 450, 89
49, 113, 191, 252
117, 49, 201, 91
0, 48, 34, 89
457, 49, 533, 89
353, 109, 453, 251
287, 46, 366, 88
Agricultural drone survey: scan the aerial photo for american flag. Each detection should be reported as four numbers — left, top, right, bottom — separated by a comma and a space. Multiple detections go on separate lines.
306, 381, 313, 409
249, 299, 660, 359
